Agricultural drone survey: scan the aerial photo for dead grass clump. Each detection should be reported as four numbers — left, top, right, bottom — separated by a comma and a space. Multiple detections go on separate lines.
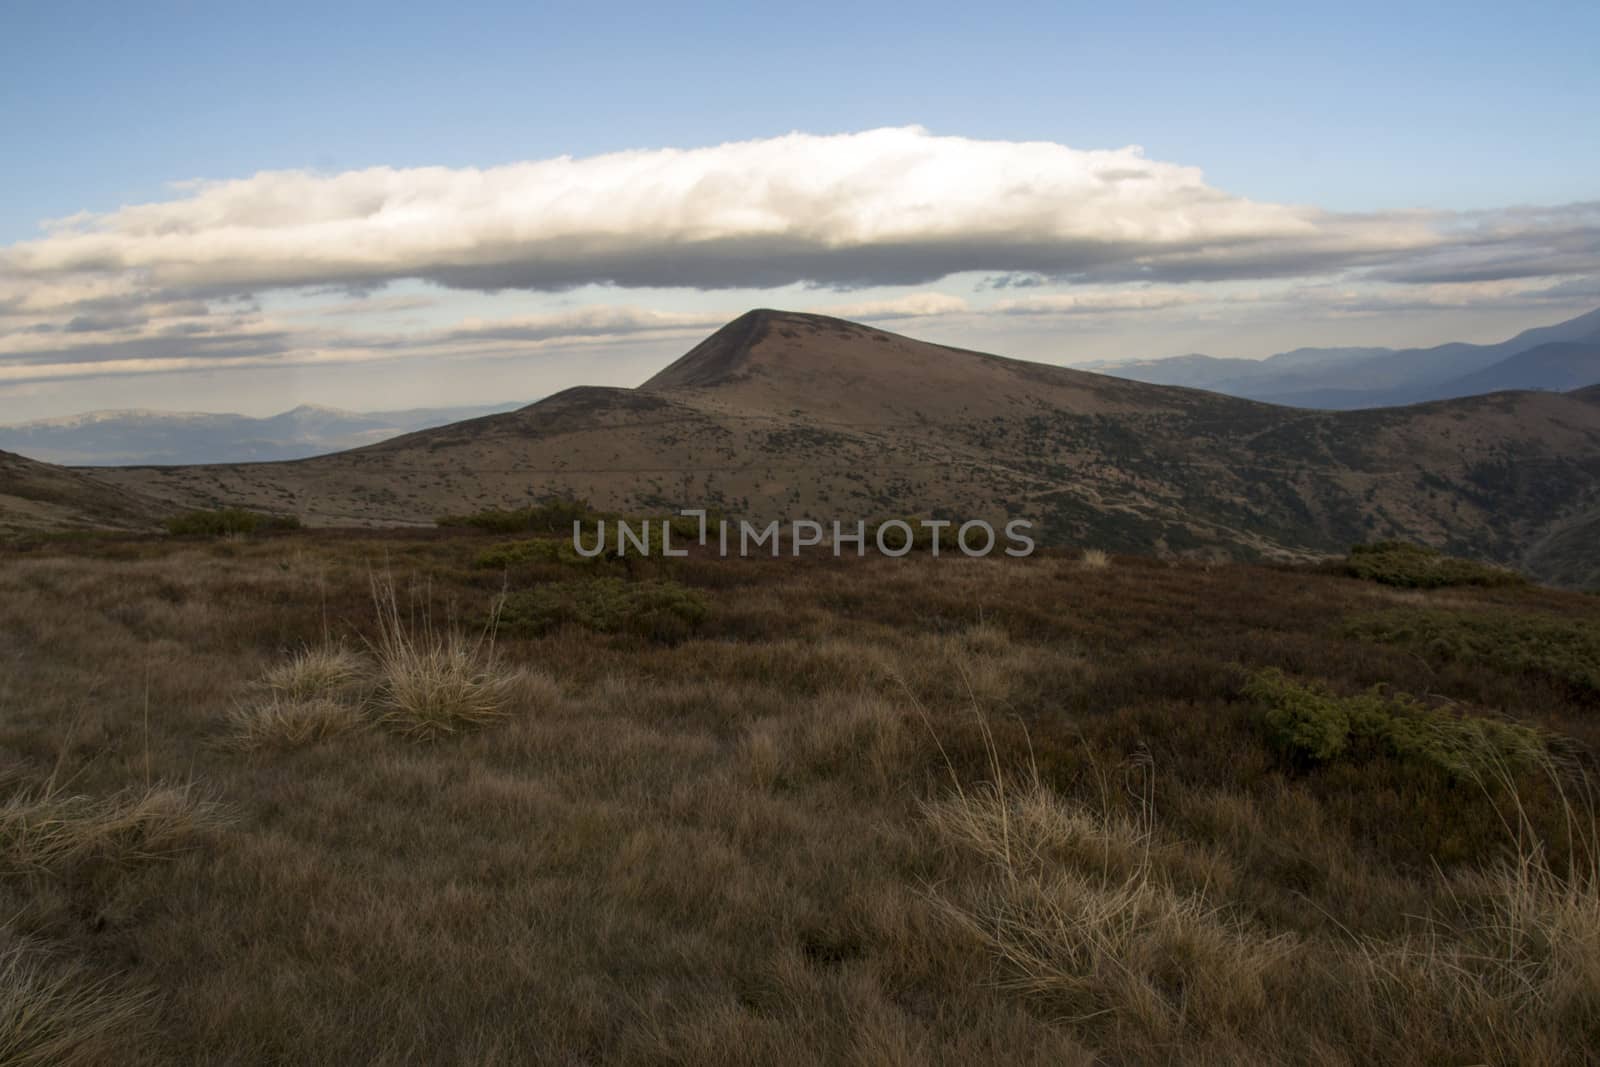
1079, 548, 1110, 570
260, 642, 369, 702
0, 782, 228, 873
227, 696, 368, 750
0, 934, 155, 1066
924, 764, 1287, 1045
368, 574, 515, 740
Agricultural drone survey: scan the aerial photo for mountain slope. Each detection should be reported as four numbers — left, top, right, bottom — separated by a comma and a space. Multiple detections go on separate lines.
1428, 341, 1600, 399
77, 309, 1600, 583
0, 402, 526, 465
0, 449, 162, 534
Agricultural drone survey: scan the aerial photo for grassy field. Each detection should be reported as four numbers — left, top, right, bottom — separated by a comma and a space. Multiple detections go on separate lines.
1, 529, 1597, 1064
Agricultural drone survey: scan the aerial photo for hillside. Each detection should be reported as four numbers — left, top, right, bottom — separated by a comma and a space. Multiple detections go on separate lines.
0, 448, 161, 534
1429, 341, 1600, 399
74, 309, 1600, 582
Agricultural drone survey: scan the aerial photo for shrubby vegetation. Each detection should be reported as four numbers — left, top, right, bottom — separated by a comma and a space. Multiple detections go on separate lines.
499, 577, 708, 642
1244, 668, 1547, 775
474, 537, 598, 569
1337, 541, 1525, 588
163, 507, 300, 536
1346, 607, 1600, 697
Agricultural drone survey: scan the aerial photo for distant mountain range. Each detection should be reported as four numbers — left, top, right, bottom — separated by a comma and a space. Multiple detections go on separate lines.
0, 402, 526, 465
1084, 306, 1600, 408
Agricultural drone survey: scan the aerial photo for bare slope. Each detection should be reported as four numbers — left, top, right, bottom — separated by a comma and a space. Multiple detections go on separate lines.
0, 448, 162, 534
76, 310, 1600, 578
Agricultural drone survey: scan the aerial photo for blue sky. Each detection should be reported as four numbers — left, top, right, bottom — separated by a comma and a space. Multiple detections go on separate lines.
2, 1, 1598, 420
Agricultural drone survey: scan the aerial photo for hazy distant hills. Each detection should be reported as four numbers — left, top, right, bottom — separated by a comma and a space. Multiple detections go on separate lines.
73, 309, 1600, 585
1088, 307, 1600, 408
0, 402, 525, 465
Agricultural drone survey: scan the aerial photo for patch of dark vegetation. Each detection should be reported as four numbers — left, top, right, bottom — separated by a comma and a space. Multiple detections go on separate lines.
1335, 541, 1526, 589
1244, 668, 1547, 776
1345, 607, 1600, 698
474, 538, 600, 569
499, 577, 708, 642
163, 508, 301, 537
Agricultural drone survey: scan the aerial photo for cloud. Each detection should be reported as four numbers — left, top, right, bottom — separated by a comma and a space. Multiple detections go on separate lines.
3, 126, 1449, 302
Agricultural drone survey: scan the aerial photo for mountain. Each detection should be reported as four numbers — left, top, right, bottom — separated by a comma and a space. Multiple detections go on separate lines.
0, 402, 526, 465
1094, 307, 1600, 407
0, 448, 162, 534
69, 309, 1600, 583
1427, 341, 1600, 399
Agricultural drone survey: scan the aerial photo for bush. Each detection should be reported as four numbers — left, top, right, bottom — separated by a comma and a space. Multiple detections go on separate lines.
1338, 542, 1525, 589
164, 508, 300, 537
1243, 668, 1547, 776
500, 578, 708, 643
1345, 608, 1600, 697
474, 538, 598, 569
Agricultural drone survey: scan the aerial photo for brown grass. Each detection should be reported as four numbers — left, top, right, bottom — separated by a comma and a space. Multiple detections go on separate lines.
1, 532, 1598, 1063
0, 936, 155, 1066
366, 572, 516, 739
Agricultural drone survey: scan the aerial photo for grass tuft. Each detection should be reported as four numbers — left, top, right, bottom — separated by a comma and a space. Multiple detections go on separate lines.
1079, 548, 1110, 570
367, 573, 515, 740
227, 696, 367, 750
260, 642, 369, 702
0, 935, 155, 1067
0, 782, 228, 873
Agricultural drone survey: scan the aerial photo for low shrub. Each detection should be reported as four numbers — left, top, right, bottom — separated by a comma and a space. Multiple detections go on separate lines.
163, 508, 301, 537
1345, 608, 1600, 697
1243, 668, 1547, 776
474, 538, 597, 569
1337, 542, 1525, 589
499, 578, 708, 643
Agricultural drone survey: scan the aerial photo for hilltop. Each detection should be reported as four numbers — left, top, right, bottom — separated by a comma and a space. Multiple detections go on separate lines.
63, 309, 1600, 583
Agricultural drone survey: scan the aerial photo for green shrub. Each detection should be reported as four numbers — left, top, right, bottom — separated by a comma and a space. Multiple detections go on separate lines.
1243, 668, 1547, 776
869, 517, 940, 553
1345, 608, 1600, 696
500, 578, 708, 643
1337, 542, 1525, 589
474, 538, 597, 569
164, 508, 300, 537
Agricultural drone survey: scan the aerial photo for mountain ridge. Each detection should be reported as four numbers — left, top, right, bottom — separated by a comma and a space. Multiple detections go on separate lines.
64, 309, 1600, 585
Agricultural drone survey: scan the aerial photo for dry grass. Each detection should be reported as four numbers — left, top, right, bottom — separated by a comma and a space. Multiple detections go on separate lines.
226, 696, 368, 750
1078, 547, 1109, 569
0, 781, 227, 874
0, 936, 155, 1067
259, 642, 368, 702
366, 572, 516, 739
2, 532, 1598, 1063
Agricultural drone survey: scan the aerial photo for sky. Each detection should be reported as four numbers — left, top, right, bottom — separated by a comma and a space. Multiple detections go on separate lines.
2, 0, 1598, 422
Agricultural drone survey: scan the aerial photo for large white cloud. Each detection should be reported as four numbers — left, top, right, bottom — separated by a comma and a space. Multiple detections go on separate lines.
5, 126, 1451, 299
